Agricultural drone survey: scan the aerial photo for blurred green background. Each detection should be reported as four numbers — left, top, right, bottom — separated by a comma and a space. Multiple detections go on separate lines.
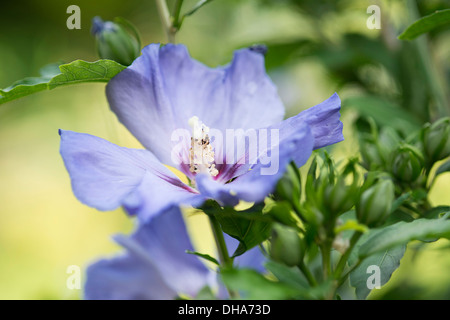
0, 0, 449, 299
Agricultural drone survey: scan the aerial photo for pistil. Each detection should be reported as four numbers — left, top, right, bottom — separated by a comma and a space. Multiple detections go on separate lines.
188, 116, 218, 177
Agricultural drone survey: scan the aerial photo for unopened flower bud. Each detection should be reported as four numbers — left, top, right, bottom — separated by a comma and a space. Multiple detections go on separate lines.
322, 158, 359, 217
356, 179, 394, 228
359, 135, 383, 170
323, 178, 355, 215
391, 145, 424, 182
270, 224, 305, 267
274, 163, 301, 206
422, 118, 450, 164
91, 16, 140, 66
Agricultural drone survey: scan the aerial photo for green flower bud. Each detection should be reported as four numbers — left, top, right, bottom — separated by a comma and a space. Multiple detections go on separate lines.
359, 134, 384, 170
323, 179, 355, 215
358, 120, 401, 171
270, 224, 305, 267
422, 117, 450, 164
391, 145, 424, 182
320, 158, 359, 218
274, 162, 301, 206
91, 17, 140, 66
356, 179, 394, 228
379, 127, 401, 154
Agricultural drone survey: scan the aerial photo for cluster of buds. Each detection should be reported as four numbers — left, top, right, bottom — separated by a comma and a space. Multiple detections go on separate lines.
300, 153, 360, 226
266, 116, 450, 287
298, 151, 397, 231
357, 117, 450, 187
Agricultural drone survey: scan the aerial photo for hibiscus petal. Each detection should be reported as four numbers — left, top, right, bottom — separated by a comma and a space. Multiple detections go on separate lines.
106, 43, 285, 168
210, 46, 285, 130
275, 93, 343, 150
196, 123, 314, 206
106, 46, 178, 166
215, 93, 343, 182
84, 206, 215, 300
123, 170, 206, 222
59, 130, 195, 214
84, 253, 176, 300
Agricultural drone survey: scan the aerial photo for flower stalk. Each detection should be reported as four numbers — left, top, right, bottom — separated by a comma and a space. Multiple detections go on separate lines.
208, 214, 239, 298
333, 231, 363, 280
297, 260, 317, 287
320, 240, 332, 280
155, 0, 176, 43
208, 215, 233, 268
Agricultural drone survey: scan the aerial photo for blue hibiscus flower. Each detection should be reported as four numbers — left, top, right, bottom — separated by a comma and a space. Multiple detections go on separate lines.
59, 43, 343, 221
84, 205, 265, 299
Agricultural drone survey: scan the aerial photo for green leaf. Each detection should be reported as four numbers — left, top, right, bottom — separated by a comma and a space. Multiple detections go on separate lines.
410, 188, 428, 202
203, 203, 272, 258
0, 63, 62, 105
184, 0, 214, 17
399, 9, 450, 40
358, 217, 450, 258
0, 60, 126, 105
263, 39, 316, 70
347, 221, 408, 299
48, 60, 126, 88
266, 260, 334, 300
194, 286, 216, 300
386, 209, 414, 225
435, 160, 450, 177
185, 250, 219, 266
264, 260, 309, 290
391, 192, 412, 213
220, 268, 304, 300
423, 206, 450, 219
349, 245, 406, 300
263, 200, 302, 231
228, 219, 271, 257
344, 95, 422, 135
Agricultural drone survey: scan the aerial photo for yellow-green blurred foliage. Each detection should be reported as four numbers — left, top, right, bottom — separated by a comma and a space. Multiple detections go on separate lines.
0, 0, 449, 299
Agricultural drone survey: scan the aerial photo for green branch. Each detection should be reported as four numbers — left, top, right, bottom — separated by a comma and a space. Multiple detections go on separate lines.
155, 0, 176, 43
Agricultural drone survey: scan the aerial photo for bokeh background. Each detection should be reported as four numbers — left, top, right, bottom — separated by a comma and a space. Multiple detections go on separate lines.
0, 0, 449, 299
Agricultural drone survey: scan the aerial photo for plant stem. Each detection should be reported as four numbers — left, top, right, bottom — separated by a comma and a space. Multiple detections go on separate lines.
333, 231, 363, 279
297, 261, 318, 287
208, 215, 233, 267
208, 215, 233, 268
328, 232, 363, 301
208, 215, 238, 298
338, 259, 363, 287
155, 0, 176, 43
320, 241, 332, 280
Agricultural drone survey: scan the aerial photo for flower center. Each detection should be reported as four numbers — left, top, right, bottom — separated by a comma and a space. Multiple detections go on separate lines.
188, 116, 218, 177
